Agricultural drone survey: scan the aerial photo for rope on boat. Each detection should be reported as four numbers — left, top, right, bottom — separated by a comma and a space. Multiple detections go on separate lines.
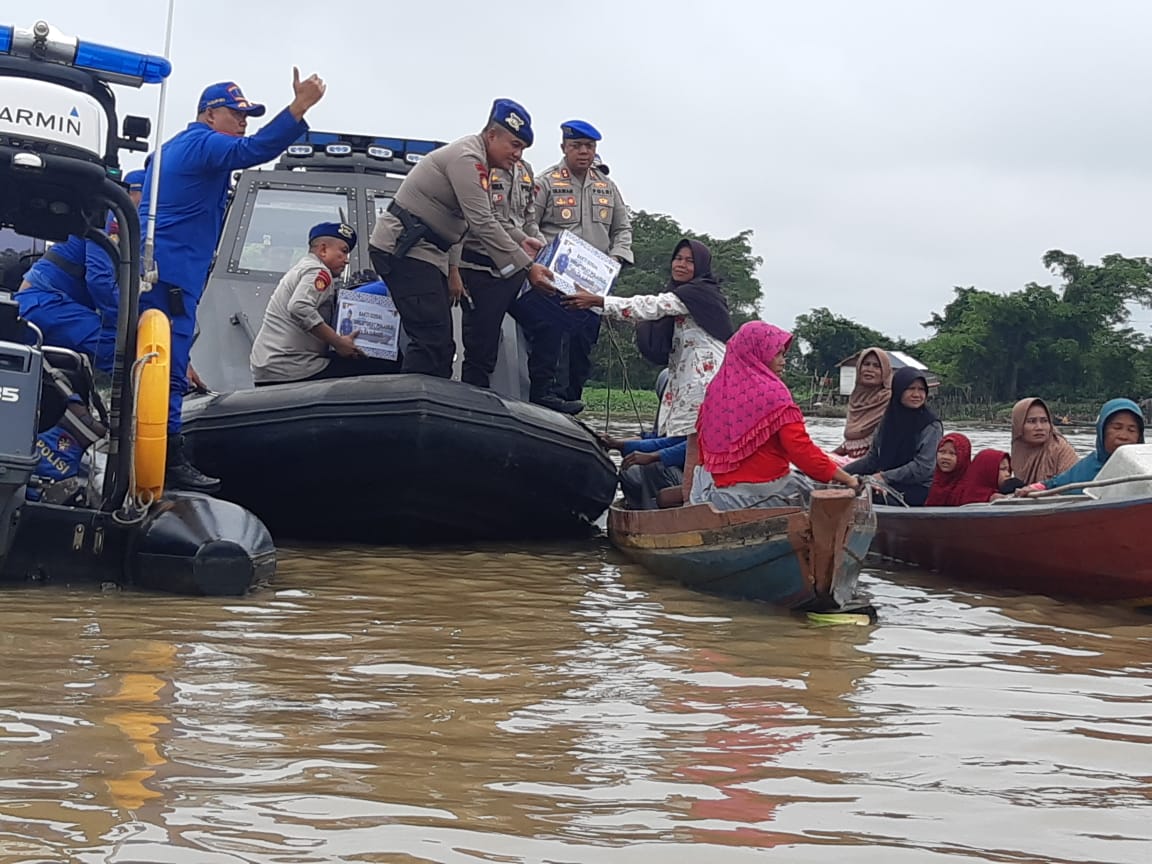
862, 475, 910, 507
602, 322, 646, 434
111, 352, 159, 525
1020, 473, 1152, 499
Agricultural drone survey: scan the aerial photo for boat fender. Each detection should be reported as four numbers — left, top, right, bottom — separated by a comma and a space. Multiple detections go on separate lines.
134, 309, 171, 499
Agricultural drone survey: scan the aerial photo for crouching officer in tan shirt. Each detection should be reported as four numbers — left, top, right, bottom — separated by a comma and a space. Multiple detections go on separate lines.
368, 98, 556, 378
250, 222, 398, 385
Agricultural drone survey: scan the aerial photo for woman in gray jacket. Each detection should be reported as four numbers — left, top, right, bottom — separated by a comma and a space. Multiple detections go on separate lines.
843, 368, 942, 506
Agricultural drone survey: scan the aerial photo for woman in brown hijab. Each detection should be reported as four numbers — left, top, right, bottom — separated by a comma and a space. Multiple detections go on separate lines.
834, 348, 893, 458
1010, 397, 1080, 484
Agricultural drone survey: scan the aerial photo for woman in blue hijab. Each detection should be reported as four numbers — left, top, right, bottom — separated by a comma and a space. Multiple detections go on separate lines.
1039, 398, 1144, 490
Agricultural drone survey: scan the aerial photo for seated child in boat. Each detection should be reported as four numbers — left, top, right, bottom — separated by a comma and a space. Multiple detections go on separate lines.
1023, 399, 1145, 494
250, 223, 400, 386
690, 321, 859, 510
925, 432, 971, 506
843, 368, 943, 506
954, 449, 1014, 504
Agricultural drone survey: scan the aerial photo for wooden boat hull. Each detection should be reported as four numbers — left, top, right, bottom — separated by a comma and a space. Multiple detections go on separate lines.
872, 496, 1152, 605
607, 489, 875, 610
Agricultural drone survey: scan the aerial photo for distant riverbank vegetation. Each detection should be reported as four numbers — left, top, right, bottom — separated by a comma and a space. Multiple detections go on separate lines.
587, 214, 1151, 420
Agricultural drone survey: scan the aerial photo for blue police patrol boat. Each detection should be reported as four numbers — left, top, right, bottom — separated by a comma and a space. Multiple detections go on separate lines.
182, 134, 619, 542
0, 21, 275, 595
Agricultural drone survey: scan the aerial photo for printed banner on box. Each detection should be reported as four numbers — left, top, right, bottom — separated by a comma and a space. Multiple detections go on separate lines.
536, 229, 621, 297
335, 290, 400, 361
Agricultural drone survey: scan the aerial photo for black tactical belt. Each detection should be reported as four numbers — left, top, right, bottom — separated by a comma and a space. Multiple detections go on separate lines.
460, 249, 497, 269
387, 201, 454, 253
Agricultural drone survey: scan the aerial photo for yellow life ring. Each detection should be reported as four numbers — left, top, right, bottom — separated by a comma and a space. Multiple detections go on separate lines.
134, 309, 170, 498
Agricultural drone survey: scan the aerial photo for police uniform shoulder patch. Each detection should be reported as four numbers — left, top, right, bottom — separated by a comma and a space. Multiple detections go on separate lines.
314, 270, 332, 292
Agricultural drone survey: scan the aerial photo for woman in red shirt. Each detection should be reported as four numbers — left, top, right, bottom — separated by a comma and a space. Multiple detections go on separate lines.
691, 321, 859, 509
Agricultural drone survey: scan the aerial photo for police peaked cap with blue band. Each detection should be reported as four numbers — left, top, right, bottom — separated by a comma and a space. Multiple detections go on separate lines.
561, 120, 601, 141
198, 81, 266, 117
489, 98, 533, 146
309, 222, 357, 251
123, 169, 147, 191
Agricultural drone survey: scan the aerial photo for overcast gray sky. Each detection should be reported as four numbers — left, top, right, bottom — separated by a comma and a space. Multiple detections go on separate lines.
30, 0, 1152, 339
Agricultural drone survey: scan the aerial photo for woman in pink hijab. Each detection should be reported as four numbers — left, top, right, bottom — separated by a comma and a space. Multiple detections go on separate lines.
692, 322, 859, 509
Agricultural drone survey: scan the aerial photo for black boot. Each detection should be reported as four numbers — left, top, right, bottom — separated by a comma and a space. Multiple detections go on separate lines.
532, 394, 584, 415
165, 433, 221, 493
529, 381, 584, 415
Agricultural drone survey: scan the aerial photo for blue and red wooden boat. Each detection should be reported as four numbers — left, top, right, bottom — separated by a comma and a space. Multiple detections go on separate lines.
607, 488, 876, 611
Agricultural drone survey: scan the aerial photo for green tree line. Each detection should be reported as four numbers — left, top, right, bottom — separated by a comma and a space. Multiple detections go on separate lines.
589, 210, 1152, 406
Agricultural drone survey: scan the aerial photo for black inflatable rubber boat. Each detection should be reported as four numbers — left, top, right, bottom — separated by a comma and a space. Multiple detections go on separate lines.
182, 375, 618, 542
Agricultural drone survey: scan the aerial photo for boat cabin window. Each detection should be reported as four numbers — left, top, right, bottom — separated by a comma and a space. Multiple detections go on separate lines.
367, 191, 395, 231
236, 187, 351, 275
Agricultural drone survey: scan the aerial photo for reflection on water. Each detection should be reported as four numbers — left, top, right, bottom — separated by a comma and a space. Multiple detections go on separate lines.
0, 421, 1148, 862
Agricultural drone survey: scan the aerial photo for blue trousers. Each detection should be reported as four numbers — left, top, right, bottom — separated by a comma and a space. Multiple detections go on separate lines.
16, 290, 117, 374
138, 281, 196, 435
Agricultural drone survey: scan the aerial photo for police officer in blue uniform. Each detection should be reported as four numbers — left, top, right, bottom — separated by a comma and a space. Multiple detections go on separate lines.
124, 168, 146, 207
16, 236, 120, 374
105, 169, 146, 240
138, 68, 326, 491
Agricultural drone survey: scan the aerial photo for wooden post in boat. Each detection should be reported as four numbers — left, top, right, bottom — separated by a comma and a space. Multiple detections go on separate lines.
807, 489, 858, 598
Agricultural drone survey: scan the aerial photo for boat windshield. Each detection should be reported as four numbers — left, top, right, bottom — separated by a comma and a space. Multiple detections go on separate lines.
236, 187, 350, 275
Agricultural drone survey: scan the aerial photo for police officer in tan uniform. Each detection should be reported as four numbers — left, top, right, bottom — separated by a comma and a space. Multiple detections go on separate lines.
368, 99, 555, 378
251, 222, 398, 385
449, 160, 578, 413
530, 120, 633, 403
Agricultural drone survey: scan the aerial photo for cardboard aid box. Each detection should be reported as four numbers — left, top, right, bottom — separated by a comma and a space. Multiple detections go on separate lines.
334, 289, 401, 361
533, 229, 621, 296
515, 229, 621, 330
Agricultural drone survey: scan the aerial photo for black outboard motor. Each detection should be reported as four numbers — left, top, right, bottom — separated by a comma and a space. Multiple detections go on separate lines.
0, 297, 41, 560
0, 20, 275, 594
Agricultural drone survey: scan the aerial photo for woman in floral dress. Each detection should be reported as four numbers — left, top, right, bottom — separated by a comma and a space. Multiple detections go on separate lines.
564, 238, 735, 501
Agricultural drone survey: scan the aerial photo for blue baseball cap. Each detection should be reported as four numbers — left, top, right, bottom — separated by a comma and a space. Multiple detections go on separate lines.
198, 82, 266, 117
561, 120, 601, 141
124, 169, 146, 191
489, 98, 533, 146
309, 221, 357, 251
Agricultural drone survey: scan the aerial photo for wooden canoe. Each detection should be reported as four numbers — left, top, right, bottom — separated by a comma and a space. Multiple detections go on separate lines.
872, 496, 1152, 606
607, 488, 876, 610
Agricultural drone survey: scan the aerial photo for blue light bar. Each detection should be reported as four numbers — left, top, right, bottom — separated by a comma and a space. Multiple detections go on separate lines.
73, 40, 170, 84
0, 25, 12, 54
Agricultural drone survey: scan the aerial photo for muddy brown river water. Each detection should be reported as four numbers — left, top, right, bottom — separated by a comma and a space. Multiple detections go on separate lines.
0, 420, 1148, 863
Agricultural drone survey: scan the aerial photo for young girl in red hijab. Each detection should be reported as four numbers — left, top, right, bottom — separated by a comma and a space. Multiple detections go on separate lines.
955, 449, 1013, 505
925, 432, 972, 506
